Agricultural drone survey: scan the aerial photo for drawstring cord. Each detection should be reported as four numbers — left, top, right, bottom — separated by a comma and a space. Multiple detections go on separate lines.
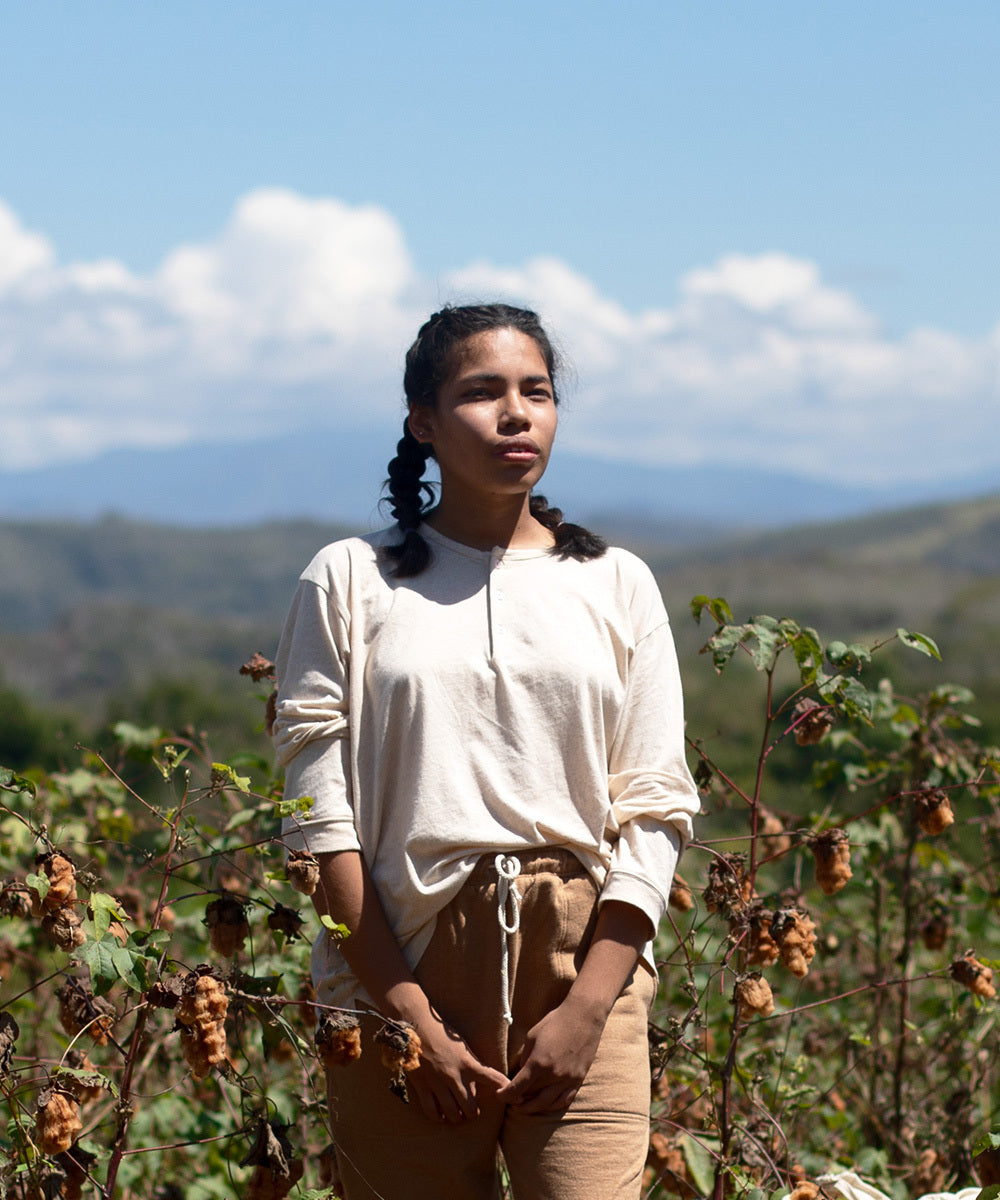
494, 853, 521, 1026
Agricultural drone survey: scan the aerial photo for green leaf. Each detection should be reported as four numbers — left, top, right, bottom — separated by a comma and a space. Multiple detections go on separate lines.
976, 1185, 1000, 1200
897, 628, 941, 660
0, 767, 36, 799
973, 1131, 1000, 1156
320, 915, 351, 942
75, 938, 119, 996
225, 807, 259, 833
25, 872, 49, 903
690, 595, 734, 626
703, 624, 749, 673
841, 676, 877, 722
89, 892, 126, 942
680, 1131, 716, 1196
746, 615, 783, 671
274, 794, 315, 819
113, 721, 162, 749
211, 762, 251, 793
111, 945, 145, 991
790, 627, 823, 685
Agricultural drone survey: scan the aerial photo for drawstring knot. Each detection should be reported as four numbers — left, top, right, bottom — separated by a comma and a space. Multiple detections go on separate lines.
494, 853, 521, 1026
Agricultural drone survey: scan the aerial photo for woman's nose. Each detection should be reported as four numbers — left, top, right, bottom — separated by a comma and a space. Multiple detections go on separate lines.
498, 389, 530, 427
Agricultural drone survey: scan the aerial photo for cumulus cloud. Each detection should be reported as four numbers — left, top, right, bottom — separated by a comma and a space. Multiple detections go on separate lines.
1, 191, 998, 486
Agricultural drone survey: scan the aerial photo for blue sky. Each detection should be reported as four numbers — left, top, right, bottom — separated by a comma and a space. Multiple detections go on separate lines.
1, 1, 999, 499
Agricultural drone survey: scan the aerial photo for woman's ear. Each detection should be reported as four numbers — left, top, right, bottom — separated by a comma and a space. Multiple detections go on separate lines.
407, 407, 434, 445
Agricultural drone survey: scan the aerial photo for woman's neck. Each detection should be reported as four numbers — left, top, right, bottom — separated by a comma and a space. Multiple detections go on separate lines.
423, 492, 554, 551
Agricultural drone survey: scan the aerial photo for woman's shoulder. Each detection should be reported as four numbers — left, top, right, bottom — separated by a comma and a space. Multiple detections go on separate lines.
297, 527, 398, 589
572, 542, 659, 590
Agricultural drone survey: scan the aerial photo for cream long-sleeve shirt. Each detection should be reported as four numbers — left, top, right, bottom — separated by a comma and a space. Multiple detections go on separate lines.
272, 524, 700, 1006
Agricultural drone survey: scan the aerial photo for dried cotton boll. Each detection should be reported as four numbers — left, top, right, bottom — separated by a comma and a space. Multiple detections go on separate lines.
791, 699, 834, 746
375, 1022, 422, 1099
246, 1160, 305, 1200
914, 789, 955, 836
37, 854, 79, 912
734, 973, 775, 1022
176, 971, 230, 1079
179, 1022, 228, 1080
42, 907, 87, 952
950, 950, 996, 999
315, 1012, 363, 1070
57, 982, 116, 1047
376, 1022, 421, 1073
759, 808, 792, 858
811, 829, 852, 895
746, 907, 781, 968
35, 1088, 82, 1156
0, 880, 33, 919
267, 903, 305, 943
644, 1133, 698, 1199
920, 911, 952, 952
242, 1119, 303, 1200
704, 853, 752, 918
908, 1148, 947, 1196
669, 873, 694, 912
239, 652, 276, 682
771, 908, 817, 978
176, 973, 229, 1026
788, 1184, 820, 1200
318, 1143, 344, 1194
204, 893, 250, 957
285, 850, 320, 896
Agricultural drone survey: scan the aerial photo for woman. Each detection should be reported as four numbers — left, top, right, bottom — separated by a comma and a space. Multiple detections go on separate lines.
272, 303, 700, 1200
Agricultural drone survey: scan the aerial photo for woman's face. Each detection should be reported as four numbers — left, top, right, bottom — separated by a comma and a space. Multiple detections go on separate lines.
408, 327, 558, 505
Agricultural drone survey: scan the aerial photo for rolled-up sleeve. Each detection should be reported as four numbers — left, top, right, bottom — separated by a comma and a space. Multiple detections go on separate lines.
272, 579, 361, 855
602, 614, 700, 931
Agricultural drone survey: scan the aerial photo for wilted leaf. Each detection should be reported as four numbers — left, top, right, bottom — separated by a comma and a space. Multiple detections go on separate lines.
897, 628, 941, 660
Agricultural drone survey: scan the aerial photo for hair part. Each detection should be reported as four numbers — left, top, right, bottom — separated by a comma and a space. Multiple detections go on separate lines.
382, 303, 606, 576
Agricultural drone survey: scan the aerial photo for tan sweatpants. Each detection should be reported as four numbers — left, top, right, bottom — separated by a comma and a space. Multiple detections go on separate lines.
326, 849, 656, 1200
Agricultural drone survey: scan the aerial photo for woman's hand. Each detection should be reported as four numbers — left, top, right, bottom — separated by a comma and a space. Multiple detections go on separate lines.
499, 899, 654, 1114
499, 994, 606, 1113
407, 1014, 509, 1124
313, 850, 507, 1122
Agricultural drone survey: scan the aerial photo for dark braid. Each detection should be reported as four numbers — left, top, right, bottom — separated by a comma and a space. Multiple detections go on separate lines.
382, 419, 436, 577
530, 494, 608, 560
381, 303, 607, 575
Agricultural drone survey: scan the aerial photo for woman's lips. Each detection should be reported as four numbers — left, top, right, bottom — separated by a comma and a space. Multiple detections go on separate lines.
494, 439, 540, 462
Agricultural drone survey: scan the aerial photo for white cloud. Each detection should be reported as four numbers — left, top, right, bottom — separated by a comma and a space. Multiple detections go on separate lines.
1, 189, 998, 486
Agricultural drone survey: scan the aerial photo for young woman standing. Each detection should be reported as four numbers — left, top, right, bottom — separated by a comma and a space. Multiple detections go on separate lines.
272, 304, 700, 1199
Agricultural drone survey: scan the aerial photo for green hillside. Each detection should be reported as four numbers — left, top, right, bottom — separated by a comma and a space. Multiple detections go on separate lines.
1, 495, 998, 770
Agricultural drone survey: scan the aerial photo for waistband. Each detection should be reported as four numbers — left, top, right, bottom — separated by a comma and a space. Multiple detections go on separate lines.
468, 846, 586, 884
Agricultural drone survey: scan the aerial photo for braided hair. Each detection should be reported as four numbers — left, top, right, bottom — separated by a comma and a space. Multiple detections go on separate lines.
382, 304, 607, 576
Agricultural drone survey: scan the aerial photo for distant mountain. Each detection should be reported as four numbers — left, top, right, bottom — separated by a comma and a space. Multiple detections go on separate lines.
1, 428, 993, 531
1, 491, 998, 636
2, 493, 999, 741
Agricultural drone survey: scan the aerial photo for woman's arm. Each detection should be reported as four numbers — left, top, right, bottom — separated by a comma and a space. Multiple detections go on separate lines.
315, 850, 509, 1122
498, 898, 651, 1113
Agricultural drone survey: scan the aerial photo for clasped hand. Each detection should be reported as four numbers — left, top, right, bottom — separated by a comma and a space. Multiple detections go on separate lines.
408, 997, 605, 1122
